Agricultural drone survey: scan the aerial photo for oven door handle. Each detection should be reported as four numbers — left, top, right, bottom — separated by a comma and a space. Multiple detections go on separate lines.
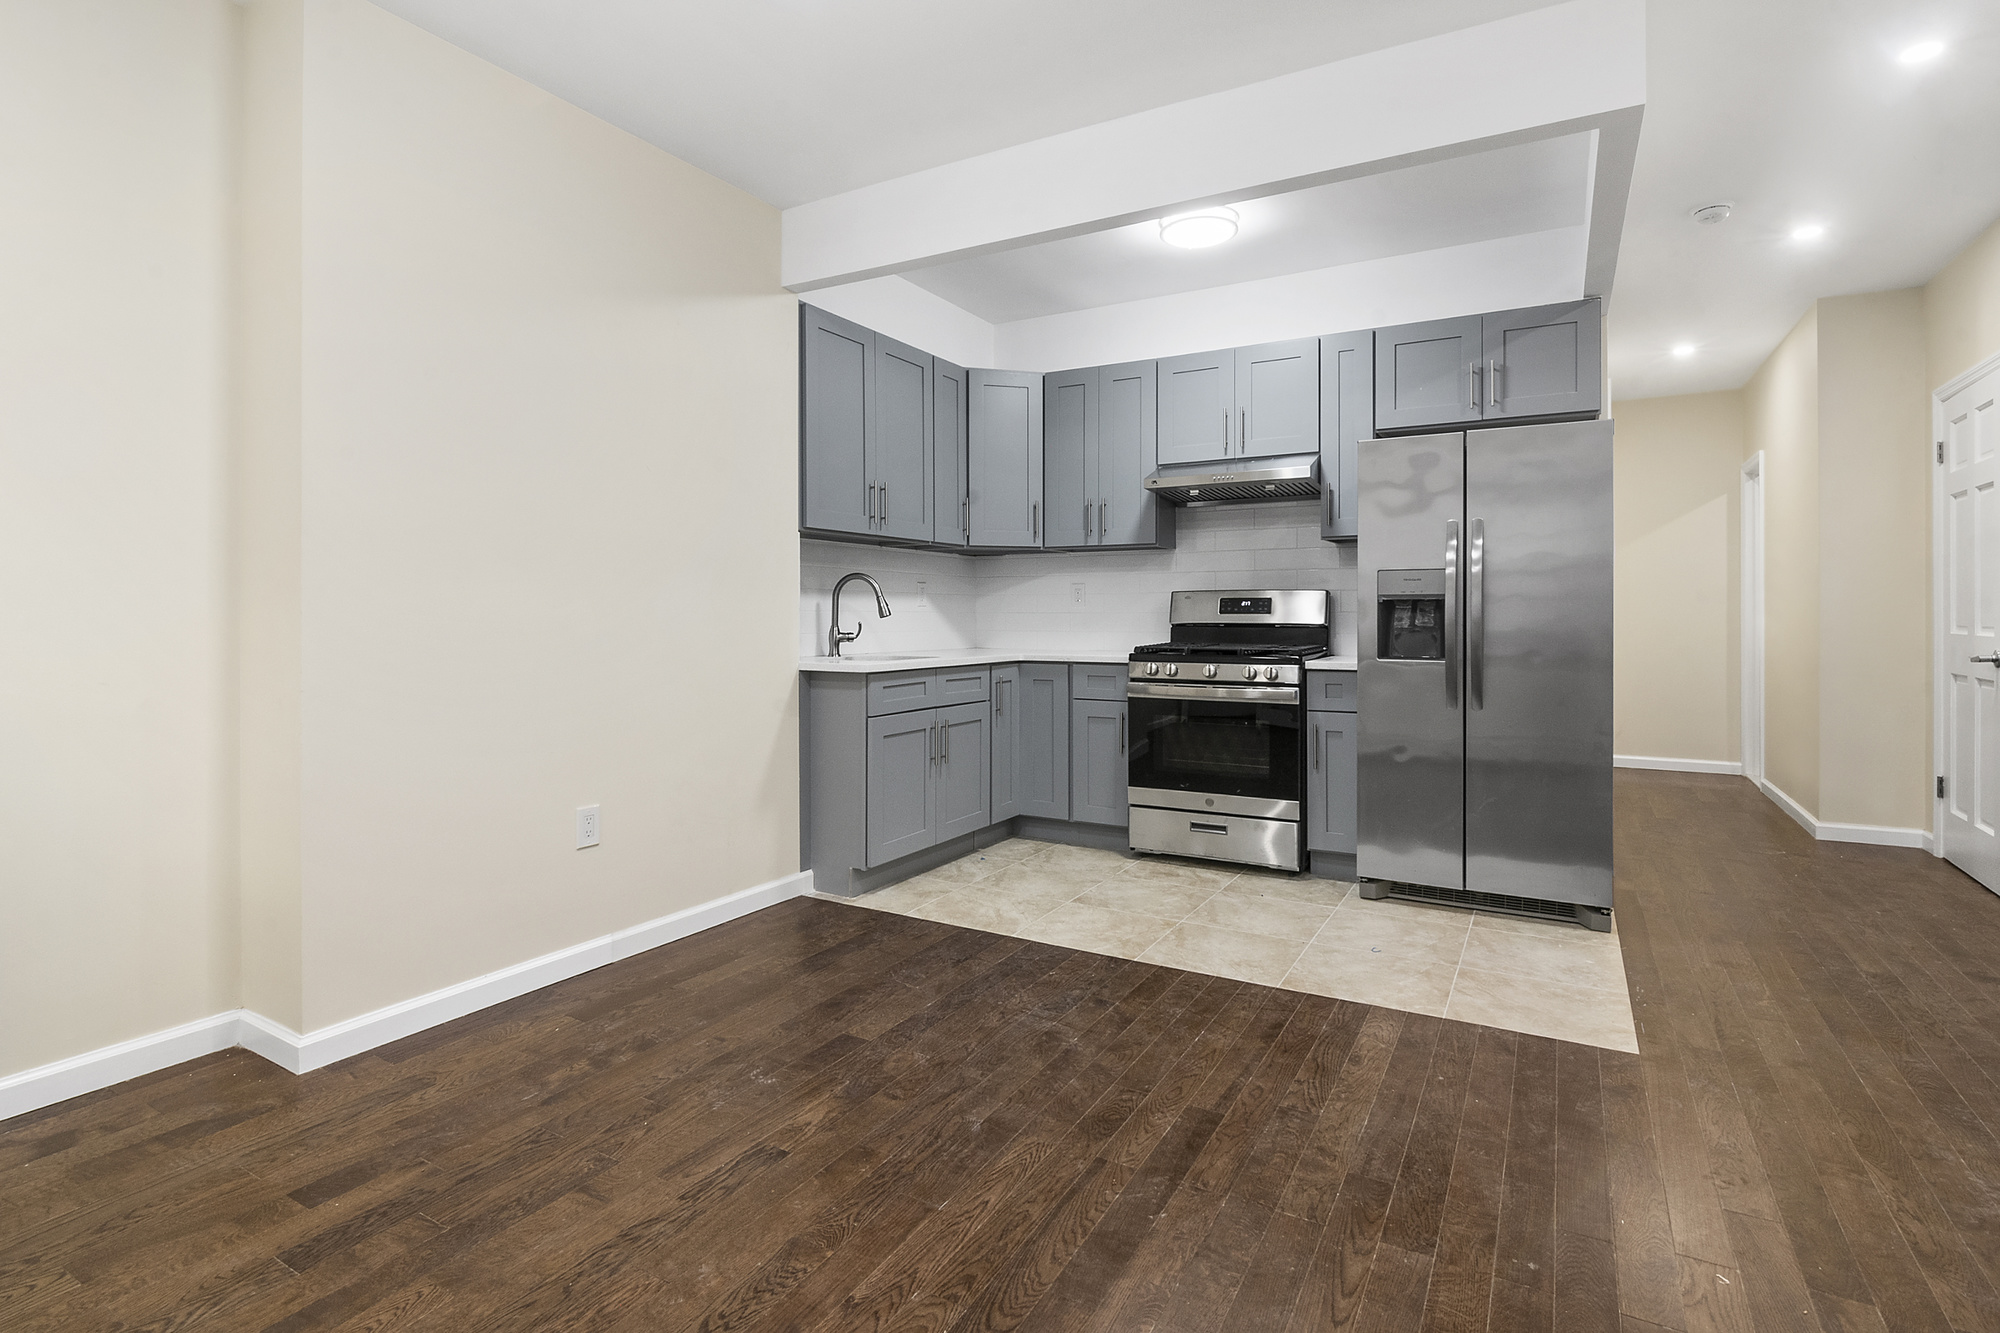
1125, 682, 1300, 704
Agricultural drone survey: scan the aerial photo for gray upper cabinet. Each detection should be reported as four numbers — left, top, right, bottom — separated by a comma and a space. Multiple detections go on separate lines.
866, 709, 935, 866
1307, 710, 1358, 854
1158, 350, 1233, 465
1043, 368, 1094, 549
934, 702, 990, 843
1319, 330, 1372, 542
800, 305, 872, 536
968, 368, 1044, 548
1373, 313, 1484, 433
1070, 698, 1129, 827
1481, 300, 1602, 421
1235, 338, 1319, 459
932, 358, 969, 548
1373, 299, 1603, 434
1017, 664, 1070, 820
873, 333, 933, 543
991, 665, 1020, 823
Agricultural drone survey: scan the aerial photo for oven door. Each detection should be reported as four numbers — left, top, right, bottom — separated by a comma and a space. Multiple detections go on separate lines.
1126, 682, 1304, 818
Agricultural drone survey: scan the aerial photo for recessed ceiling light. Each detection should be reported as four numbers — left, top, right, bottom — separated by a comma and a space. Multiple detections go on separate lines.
1159, 207, 1239, 249
1672, 343, 1697, 359
1790, 223, 1827, 243
1897, 39, 1946, 65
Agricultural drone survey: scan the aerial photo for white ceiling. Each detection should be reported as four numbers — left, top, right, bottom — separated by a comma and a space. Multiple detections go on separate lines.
367, 0, 1555, 208
899, 135, 1594, 325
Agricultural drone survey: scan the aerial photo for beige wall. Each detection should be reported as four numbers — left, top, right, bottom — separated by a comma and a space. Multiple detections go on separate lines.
1815, 292, 1931, 829
292, 1, 799, 1028
1744, 309, 1822, 812
1926, 218, 2000, 390
0, 0, 240, 1077
1611, 392, 1744, 764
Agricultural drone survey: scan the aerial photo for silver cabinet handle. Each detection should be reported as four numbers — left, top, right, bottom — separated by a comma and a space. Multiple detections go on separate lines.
1469, 363, 1479, 412
1120, 712, 1127, 754
942, 717, 949, 761
928, 720, 935, 760
1223, 411, 1230, 454
1443, 519, 1460, 708
879, 484, 887, 521
1099, 500, 1107, 541
1974, 654, 2000, 666
1314, 721, 1321, 772
1487, 360, 1499, 408
867, 482, 875, 521
1240, 409, 1247, 452
1084, 501, 1092, 537
1325, 488, 1333, 526
1469, 518, 1486, 710
996, 679, 1004, 717
1032, 501, 1039, 540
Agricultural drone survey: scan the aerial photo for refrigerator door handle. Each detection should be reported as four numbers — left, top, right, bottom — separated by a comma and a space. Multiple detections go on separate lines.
1469, 518, 1486, 709
1444, 519, 1460, 707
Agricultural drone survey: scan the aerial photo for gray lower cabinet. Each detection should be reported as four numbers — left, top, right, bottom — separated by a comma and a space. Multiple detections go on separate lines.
932, 358, 969, 548
1070, 698, 1128, 827
1319, 330, 1371, 542
1307, 710, 1358, 854
969, 368, 1044, 548
1374, 299, 1602, 434
1017, 664, 1070, 819
935, 702, 990, 842
866, 709, 936, 866
1235, 338, 1319, 459
991, 665, 1020, 822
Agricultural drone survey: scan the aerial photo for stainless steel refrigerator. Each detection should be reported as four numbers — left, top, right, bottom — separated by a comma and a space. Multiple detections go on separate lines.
1356, 420, 1614, 929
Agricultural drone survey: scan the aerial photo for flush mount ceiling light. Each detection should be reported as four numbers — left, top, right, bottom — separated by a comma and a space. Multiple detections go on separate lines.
1671, 343, 1697, 358
1690, 203, 1733, 225
1897, 38, 1946, 65
1790, 222, 1827, 243
1159, 207, 1239, 249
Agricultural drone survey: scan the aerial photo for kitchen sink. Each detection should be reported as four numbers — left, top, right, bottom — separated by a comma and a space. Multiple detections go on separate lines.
809, 652, 943, 663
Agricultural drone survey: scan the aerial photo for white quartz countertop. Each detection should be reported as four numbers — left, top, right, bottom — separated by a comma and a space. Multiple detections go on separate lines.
801, 649, 1356, 674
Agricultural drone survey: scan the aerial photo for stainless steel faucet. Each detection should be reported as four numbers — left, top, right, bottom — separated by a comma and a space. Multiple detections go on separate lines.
828, 572, 892, 657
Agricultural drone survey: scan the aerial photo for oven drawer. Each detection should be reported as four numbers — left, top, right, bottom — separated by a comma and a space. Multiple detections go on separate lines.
1306, 671, 1357, 712
1128, 804, 1302, 872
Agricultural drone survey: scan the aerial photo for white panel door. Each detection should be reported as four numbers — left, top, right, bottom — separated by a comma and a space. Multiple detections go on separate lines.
1942, 364, 2000, 891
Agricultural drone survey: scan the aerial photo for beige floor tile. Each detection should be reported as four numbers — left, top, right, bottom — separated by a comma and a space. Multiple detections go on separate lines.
1033, 842, 1137, 876
980, 858, 1113, 898
1312, 903, 1472, 960
1017, 901, 1176, 960
847, 879, 953, 915
1113, 856, 1242, 893
1139, 922, 1307, 987
1186, 889, 1337, 940
909, 886, 1068, 936
1458, 929, 1629, 994
977, 837, 1052, 865
1226, 873, 1355, 909
1281, 945, 1457, 1017
1471, 910, 1619, 940
1073, 878, 1218, 922
906, 855, 1005, 888
1445, 966, 1639, 1053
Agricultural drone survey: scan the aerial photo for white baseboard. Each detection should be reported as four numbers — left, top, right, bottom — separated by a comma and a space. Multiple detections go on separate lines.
0, 869, 812, 1122
1756, 779, 1934, 851
1615, 754, 1744, 775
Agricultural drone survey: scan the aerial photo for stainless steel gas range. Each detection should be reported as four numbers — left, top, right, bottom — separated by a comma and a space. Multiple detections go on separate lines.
1126, 589, 1333, 872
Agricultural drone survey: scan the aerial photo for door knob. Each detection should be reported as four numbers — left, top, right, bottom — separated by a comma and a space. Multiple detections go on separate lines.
1973, 654, 2000, 666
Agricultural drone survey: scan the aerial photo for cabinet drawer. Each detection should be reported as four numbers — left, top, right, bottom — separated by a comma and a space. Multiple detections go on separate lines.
1070, 664, 1128, 701
935, 666, 990, 706
866, 669, 942, 716
1306, 671, 1357, 712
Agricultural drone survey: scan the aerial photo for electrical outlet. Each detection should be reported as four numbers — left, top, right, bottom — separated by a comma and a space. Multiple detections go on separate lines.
576, 805, 600, 849
916, 580, 928, 608
1071, 582, 1086, 606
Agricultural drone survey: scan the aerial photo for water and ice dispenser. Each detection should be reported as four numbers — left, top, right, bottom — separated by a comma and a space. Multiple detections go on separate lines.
1375, 569, 1447, 661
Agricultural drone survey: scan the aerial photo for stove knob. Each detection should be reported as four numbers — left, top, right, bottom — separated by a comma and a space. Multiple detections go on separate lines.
1243, 666, 1257, 680
1166, 664, 1179, 677
1145, 662, 1159, 676
1265, 665, 1280, 681
1203, 664, 1217, 679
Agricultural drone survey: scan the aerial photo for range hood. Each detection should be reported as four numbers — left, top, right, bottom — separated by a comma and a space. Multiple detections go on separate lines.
1143, 453, 1321, 506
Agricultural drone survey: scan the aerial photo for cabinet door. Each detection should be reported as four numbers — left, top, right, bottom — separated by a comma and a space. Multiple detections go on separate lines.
1070, 699, 1129, 827
1374, 314, 1483, 433
1319, 331, 1371, 541
1157, 350, 1233, 464
1235, 338, 1319, 459
968, 369, 1044, 548
872, 334, 932, 543
932, 358, 969, 548
1096, 360, 1162, 547
1017, 664, 1070, 820
991, 666, 1020, 823
1043, 368, 1095, 549
800, 305, 872, 536
1481, 299, 1602, 422
935, 702, 991, 842
867, 709, 936, 866
1307, 712, 1358, 854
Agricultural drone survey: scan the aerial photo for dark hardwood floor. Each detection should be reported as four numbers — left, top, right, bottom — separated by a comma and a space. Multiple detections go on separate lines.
4, 770, 2000, 1331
